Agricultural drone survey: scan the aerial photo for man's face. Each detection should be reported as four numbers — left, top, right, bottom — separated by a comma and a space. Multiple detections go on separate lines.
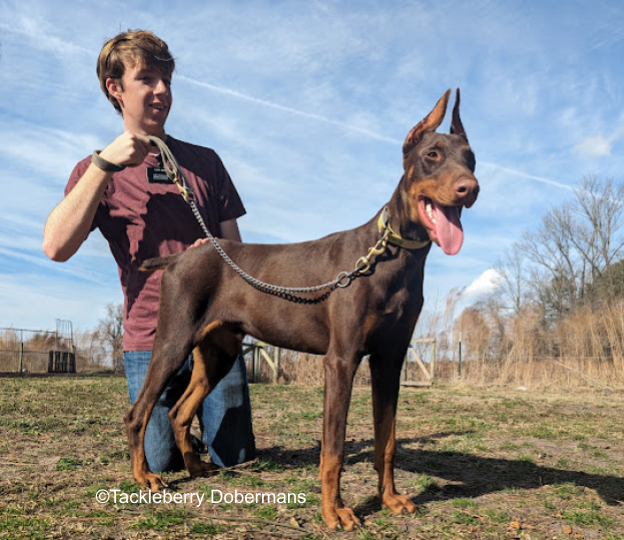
111, 62, 172, 137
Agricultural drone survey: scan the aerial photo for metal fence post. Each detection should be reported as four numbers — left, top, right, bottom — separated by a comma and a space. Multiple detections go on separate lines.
458, 332, 462, 379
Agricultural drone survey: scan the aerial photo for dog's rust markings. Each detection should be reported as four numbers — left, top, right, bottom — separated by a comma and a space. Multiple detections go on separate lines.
320, 452, 359, 530
126, 401, 168, 490
124, 89, 479, 530
169, 346, 214, 478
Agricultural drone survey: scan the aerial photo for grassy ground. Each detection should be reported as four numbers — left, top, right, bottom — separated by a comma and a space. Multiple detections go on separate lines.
0, 376, 622, 539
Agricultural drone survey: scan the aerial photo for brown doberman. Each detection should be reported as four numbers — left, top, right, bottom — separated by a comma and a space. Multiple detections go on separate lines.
124, 89, 479, 530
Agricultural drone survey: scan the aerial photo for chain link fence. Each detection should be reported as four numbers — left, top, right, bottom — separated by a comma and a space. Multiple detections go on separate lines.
0, 322, 75, 374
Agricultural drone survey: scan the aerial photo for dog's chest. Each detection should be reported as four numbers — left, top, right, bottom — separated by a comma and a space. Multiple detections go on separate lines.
383, 287, 422, 321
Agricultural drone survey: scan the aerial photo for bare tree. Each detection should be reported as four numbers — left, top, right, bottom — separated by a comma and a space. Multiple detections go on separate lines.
494, 243, 532, 316
568, 175, 624, 283
518, 223, 581, 318
513, 175, 624, 317
452, 176, 624, 381
73, 329, 108, 371
97, 303, 124, 372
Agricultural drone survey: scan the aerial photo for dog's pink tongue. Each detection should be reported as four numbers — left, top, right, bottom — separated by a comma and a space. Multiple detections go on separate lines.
433, 202, 464, 255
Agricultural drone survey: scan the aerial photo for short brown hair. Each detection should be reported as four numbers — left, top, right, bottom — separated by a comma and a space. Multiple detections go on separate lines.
97, 30, 175, 113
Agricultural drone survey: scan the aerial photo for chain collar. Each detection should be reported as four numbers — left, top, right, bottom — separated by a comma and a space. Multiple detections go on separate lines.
377, 207, 430, 250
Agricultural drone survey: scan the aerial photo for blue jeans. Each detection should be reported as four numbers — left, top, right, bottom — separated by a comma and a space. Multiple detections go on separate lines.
124, 350, 255, 472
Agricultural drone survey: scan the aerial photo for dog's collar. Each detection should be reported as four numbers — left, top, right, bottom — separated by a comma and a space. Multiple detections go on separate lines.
378, 207, 430, 250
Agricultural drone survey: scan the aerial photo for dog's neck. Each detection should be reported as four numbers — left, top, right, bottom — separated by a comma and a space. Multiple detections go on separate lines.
384, 178, 431, 247
377, 207, 430, 250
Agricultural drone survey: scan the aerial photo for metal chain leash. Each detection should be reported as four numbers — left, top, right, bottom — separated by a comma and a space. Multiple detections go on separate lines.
147, 136, 392, 301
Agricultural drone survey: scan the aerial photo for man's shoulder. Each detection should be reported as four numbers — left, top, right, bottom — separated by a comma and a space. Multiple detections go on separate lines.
168, 136, 219, 161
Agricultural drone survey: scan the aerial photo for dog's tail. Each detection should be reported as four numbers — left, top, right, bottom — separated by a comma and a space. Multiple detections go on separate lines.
139, 254, 180, 272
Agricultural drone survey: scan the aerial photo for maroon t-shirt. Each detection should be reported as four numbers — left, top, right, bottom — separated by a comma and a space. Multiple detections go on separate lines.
66, 136, 246, 350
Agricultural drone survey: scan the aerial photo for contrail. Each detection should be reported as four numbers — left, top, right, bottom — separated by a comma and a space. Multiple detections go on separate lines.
177, 75, 401, 145
480, 162, 573, 191
179, 74, 572, 191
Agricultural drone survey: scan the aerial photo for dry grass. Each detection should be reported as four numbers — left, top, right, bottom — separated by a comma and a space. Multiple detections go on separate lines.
253, 348, 373, 386
253, 345, 623, 391
450, 299, 624, 389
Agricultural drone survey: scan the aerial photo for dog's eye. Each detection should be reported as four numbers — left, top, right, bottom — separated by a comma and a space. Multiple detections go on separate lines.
426, 151, 438, 159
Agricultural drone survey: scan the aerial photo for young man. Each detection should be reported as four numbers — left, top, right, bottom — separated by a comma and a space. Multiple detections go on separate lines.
43, 30, 255, 472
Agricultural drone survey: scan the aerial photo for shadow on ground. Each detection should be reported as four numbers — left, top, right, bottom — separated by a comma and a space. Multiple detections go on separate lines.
250, 431, 623, 512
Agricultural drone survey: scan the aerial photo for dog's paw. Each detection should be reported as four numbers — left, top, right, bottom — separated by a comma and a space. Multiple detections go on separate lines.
382, 491, 417, 515
140, 473, 167, 491
187, 460, 219, 477
323, 504, 360, 531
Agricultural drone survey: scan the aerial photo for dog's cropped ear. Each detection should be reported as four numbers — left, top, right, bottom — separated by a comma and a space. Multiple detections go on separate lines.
403, 89, 451, 166
450, 88, 468, 142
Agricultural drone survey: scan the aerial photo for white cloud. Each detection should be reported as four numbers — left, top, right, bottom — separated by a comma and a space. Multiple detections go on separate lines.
461, 269, 503, 303
572, 127, 624, 158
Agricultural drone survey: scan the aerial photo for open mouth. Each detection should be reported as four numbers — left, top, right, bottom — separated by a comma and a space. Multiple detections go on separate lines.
418, 196, 464, 256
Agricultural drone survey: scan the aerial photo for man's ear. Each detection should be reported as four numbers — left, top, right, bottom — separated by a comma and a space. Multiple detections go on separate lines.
106, 78, 123, 105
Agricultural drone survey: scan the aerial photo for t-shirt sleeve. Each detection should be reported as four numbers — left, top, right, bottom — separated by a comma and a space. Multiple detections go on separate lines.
213, 153, 246, 223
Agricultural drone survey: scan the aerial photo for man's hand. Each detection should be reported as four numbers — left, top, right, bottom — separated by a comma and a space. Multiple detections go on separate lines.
99, 131, 154, 168
189, 238, 212, 249
188, 219, 242, 250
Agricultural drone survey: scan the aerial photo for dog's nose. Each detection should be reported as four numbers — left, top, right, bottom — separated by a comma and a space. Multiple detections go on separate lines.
454, 177, 479, 205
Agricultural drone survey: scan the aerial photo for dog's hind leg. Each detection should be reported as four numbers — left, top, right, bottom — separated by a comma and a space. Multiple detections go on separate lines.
168, 321, 243, 477
369, 352, 417, 515
124, 338, 194, 490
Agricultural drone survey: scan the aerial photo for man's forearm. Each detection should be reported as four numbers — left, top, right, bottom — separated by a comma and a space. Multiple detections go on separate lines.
42, 164, 112, 262
220, 218, 242, 242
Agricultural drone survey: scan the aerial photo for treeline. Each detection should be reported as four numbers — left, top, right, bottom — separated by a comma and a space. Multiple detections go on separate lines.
70, 303, 124, 372
454, 175, 624, 386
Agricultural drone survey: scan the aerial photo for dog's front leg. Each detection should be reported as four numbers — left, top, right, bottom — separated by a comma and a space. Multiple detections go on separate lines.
370, 354, 417, 515
319, 353, 361, 531
124, 396, 167, 490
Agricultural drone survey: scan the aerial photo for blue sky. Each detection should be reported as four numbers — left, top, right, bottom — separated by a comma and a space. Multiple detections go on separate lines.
1, 0, 623, 333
